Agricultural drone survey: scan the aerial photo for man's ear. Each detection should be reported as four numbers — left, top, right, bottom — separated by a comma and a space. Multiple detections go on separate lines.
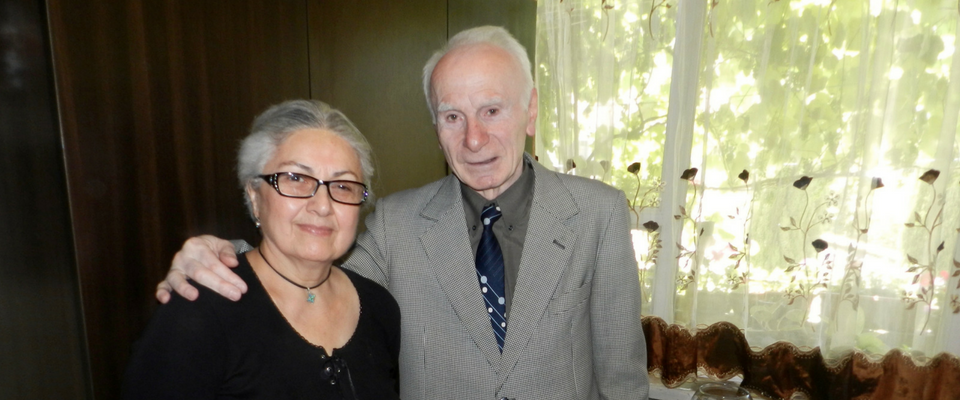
525, 87, 538, 137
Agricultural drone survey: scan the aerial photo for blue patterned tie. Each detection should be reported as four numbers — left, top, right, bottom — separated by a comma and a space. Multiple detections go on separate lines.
476, 204, 507, 351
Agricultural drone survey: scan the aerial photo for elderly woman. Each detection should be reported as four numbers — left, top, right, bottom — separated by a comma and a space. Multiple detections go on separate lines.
123, 100, 400, 399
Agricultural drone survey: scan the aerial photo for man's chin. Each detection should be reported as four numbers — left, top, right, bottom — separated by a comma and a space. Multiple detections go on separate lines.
455, 168, 524, 197
464, 181, 497, 192
460, 177, 501, 193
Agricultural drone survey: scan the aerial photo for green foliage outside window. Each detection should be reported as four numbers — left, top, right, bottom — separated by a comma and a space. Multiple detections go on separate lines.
537, 0, 960, 357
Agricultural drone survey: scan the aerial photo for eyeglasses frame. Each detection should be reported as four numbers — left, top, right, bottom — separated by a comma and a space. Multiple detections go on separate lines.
257, 172, 368, 205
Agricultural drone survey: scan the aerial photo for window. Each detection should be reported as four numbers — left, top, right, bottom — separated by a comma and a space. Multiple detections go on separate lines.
536, 0, 960, 366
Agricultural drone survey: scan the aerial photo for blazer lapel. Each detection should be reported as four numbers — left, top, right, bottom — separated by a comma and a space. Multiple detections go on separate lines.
499, 160, 579, 384
419, 175, 504, 369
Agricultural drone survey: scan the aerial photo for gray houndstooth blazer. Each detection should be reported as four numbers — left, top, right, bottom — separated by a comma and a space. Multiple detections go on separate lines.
346, 154, 649, 399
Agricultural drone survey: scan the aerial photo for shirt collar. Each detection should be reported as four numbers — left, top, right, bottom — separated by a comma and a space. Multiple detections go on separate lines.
460, 157, 534, 223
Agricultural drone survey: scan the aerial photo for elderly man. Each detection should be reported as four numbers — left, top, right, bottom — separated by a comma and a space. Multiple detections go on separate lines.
158, 26, 649, 399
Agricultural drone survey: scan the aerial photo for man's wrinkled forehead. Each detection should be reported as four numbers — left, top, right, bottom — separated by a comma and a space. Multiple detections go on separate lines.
431, 45, 520, 87
435, 95, 506, 115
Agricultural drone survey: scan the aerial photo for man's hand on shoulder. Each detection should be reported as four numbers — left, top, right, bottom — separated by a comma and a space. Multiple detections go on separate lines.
155, 235, 247, 303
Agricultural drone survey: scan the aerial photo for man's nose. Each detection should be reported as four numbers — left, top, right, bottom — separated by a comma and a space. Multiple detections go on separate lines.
464, 119, 489, 151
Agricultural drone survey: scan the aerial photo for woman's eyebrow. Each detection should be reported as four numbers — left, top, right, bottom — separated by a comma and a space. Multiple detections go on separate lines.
274, 161, 313, 173
329, 170, 358, 179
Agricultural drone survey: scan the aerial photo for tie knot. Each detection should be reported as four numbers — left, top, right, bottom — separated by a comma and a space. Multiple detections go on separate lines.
481, 204, 502, 227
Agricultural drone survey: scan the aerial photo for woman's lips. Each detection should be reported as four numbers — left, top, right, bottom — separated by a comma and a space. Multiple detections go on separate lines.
298, 224, 334, 236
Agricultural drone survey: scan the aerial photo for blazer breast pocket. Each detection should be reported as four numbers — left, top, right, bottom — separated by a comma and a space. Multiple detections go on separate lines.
547, 282, 591, 314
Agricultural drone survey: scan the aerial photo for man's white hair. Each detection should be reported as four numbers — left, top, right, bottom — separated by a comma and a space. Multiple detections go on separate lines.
421, 26, 533, 123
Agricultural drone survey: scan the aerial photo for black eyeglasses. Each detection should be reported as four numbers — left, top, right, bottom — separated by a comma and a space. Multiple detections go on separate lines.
258, 172, 368, 205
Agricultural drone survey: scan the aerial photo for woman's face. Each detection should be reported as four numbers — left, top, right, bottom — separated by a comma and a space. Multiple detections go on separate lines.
248, 128, 363, 265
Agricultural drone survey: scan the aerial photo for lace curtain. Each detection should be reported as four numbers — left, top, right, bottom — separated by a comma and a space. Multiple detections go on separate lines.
536, 0, 960, 397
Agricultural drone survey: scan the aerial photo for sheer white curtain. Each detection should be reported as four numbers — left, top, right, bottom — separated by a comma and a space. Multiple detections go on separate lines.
536, 0, 960, 359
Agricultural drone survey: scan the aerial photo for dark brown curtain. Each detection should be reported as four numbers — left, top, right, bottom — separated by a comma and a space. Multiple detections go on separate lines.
643, 316, 960, 400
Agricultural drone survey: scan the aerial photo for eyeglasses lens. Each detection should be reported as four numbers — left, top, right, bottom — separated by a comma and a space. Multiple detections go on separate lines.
275, 173, 365, 204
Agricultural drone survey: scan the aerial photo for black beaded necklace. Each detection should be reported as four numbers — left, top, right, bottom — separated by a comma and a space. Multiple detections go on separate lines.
258, 247, 332, 303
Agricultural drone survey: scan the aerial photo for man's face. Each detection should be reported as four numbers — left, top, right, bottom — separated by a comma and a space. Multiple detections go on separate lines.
429, 44, 538, 200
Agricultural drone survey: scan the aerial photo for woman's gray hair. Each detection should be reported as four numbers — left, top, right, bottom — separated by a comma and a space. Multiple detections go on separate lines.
421, 26, 533, 123
237, 99, 375, 217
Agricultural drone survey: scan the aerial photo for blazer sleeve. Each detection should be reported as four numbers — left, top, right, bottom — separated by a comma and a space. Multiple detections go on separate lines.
590, 191, 650, 399
344, 198, 391, 287
122, 289, 225, 399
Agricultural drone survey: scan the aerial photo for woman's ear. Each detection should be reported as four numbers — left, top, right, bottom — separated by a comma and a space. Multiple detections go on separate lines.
246, 183, 261, 222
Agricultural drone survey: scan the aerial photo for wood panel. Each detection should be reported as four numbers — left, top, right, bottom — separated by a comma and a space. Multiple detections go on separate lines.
0, 0, 90, 397
45, 1, 310, 398
308, 0, 448, 198
448, 0, 537, 65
